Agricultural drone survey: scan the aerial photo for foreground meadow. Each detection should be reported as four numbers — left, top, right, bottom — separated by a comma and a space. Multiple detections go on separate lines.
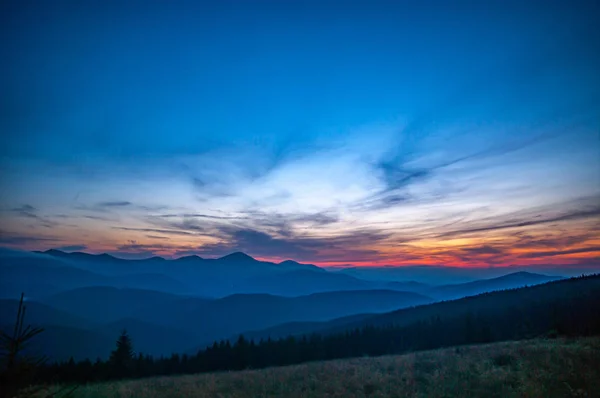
48, 337, 600, 398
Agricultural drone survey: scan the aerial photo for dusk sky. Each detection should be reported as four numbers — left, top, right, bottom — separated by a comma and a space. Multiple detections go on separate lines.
1, 0, 599, 267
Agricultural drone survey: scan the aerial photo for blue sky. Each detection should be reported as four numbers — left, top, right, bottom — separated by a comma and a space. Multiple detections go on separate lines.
1, 0, 599, 266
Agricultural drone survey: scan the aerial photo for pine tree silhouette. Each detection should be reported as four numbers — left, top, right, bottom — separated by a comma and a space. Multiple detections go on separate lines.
0, 293, 45, 398
108, 330, 134, 379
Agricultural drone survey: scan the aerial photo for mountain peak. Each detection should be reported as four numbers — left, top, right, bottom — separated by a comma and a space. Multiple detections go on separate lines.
499, 271, 545, 279
44, 249, 65, 255
175, 255, 204, 262
219, 252, 255, 262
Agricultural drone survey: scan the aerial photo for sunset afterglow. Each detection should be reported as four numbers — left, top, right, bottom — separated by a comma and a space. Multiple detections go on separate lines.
1, 1, 598, 269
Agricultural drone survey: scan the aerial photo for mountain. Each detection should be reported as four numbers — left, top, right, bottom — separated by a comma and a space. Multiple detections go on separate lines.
334, 265, 485, 284
6, 249, 372, 297
218, 252, 257, 262
2, 249, 571, 301
383, 280, 431, 293
43, 287, 184, 323
0, 262, 112, 299
428, 271, 564, 300
239, 270, 372, 296
0, 299, 94, 329
2, 287, 433, 361
166, 289, 433, 346
278, 259, 326, 272
272, 274, 600, 340
0, 256, 193, 298
334, 265, 596, 284
236, 313, 375, 343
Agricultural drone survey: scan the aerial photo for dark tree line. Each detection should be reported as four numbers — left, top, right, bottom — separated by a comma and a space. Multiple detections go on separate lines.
37, 274, 600, 385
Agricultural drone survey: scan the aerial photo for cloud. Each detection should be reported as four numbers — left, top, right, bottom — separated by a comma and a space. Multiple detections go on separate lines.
74, 201, 134, 214
183, 225, 390, 262
111, 226, 195, 236
96, 201, 132, 207
157, 213, 247, 220
0, 235, 58, 245
83, 215, 116, 221
11, 204, 36, 213
146, 235, 170, 240
291, 212, 339, 226
438, 206, 600, 238
520, 246, 600, 258
511, 232, 593, 250
461, 246, 504, 255
7, 204, 59, 228
115, 242, 174, 252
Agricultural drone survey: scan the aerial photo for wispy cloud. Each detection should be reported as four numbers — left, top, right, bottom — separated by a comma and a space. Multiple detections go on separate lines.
7, 204, 59, 228
520, 246, 600, 258
97, 201, 132, 207
0, 234, 59, 245
437, 206, 600, 238
461, 246, 504, 255
111, 226, 195, 236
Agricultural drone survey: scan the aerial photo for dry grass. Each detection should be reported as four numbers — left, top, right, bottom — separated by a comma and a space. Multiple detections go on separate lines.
47, 337, 600, 398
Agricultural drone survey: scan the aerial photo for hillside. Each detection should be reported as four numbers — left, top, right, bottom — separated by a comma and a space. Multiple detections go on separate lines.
343, 274, 599, 334
141, 289, 432, 346
7, 289, 431, 361
0, 299, 94, 329
240, 274, 600, 345
42, 337, 600, 398
427, 271, 564, 300
43, 287, 184, 323
34, 274, 600, 382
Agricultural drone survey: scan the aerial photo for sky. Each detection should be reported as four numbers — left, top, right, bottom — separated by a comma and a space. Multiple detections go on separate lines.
0, 0, 599, 267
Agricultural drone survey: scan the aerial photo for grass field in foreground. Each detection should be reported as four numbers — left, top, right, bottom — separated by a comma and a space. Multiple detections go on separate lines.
48, 337, 600, 398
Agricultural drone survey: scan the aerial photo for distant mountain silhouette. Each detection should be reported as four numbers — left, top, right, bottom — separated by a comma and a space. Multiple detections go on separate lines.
0, 257, 192, 297
254, 275, 599, 340
0, 262, 113, 298
0, 299, 94, 329
234, 313, 375, 344
3, 246, 592, 362
383, 280, 430, 293
278, 259, 326, 272
2, 249, 575, 299
427, 271, 564, 300
131, 289, 433, 346
7, 249, 371, 296
218, 251, 256, 262
14, 288, 431, 360
43, 286, 183, 323
336, 265, 583, 284
238, 270, 370, 295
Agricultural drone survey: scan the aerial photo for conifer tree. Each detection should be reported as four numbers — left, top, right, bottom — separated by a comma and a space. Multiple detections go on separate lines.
108, 330, 134, 379
0, 293, 46, 398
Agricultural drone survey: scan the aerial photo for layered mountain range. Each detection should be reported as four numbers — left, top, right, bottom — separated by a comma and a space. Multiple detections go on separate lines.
0, 248, 570, 360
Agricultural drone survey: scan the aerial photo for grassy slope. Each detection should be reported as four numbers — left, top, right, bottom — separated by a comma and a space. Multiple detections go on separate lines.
49, 337, 599, 398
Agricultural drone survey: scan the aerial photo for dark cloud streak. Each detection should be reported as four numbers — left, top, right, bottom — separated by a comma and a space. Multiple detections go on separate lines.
111, 227, 195, 236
